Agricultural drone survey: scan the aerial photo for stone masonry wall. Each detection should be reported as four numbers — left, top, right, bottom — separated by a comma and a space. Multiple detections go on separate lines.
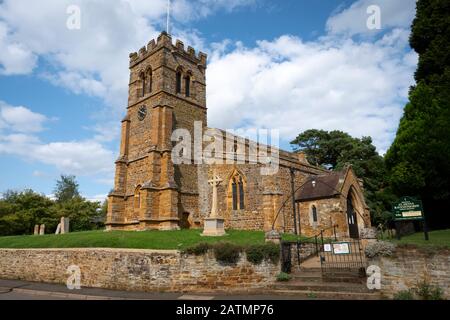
367, 246, 450, 299
0, 248, 279, 293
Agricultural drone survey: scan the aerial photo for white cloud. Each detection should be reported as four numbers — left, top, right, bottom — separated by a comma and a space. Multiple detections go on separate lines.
207, 28, 417, 153
326, 0, 417, 36
0, 21, 37, 75
0, 133, 115, 176
0, 101, 48, 133
0, 0, 418, 158
86, 194, 108, 203
0, 103, 115, 178
0, 0, 256, 110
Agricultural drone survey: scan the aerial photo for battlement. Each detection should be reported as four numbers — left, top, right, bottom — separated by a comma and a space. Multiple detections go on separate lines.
129, 31, 207, 68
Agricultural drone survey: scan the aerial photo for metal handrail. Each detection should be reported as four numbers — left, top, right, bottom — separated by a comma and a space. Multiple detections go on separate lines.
271, 179, 312, 230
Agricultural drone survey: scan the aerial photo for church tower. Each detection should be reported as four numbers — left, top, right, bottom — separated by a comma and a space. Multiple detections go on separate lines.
106, 32, 207, 231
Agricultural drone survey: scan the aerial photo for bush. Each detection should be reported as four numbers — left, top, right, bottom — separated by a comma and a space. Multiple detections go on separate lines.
245, 243, 280, 265
415, 281, 445, 300
394, 290, 415, 300
213, 242, 242, 265
184, 242, 212, 256
276, 272, 291, 282
365, 241, 396, 258
393, 282, 445, 300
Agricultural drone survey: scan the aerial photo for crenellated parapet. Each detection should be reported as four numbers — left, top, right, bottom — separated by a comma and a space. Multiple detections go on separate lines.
129, 31, 208, 69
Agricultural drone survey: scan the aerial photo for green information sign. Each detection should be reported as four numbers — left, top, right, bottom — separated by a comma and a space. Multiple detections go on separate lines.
393, 197, 424, 221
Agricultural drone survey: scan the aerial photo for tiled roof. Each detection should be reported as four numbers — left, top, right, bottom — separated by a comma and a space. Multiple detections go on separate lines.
295, 171, 346, 201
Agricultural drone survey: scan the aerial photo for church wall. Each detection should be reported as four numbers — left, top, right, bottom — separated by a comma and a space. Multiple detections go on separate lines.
191, 162, 324, 232
205, 164, 266, 231
298, 199, 348, 238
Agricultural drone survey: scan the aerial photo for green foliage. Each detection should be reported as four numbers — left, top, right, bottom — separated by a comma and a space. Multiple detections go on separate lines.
54, 175, 80, 203
291, 129, 389, 226
213, 242, 243, 265
0, 190, 55, 236
391, 229, 450, 248
0, 175, 104, 236
184, 242, 212, 256
307, 292, 318, 299
393, 282, 444, 301
393, 290, 415, 300
410, 0, 450, 85
53, 198, 103, 232
276, 272, 291, 282
386, 0, 450, 229
415, 281, 445, 300
0, 229, 267, 250
183, 241, 280, 265
245, 243, 280, 265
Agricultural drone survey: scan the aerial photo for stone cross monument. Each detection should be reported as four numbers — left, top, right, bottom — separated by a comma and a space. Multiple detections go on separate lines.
202, 172, 226, 236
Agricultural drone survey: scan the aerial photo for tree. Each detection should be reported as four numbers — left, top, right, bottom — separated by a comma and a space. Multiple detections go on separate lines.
291, 130, 390, 225
54, 175, 80, 203
0, 190, 55, 235
54, 197, 102, 232
385, 0, 450, 229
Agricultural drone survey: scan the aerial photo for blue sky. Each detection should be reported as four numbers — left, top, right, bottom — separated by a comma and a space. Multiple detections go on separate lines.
0, 0, 417, 201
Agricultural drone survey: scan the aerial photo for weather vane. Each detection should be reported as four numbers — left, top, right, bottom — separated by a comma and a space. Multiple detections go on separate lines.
166, 0, 171, 35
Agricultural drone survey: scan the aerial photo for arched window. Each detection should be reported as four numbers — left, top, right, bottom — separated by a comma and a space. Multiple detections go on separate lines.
185, 75, 191, 97
229, 171, 245, 211
139, 72, 145, 97
176, 70, 182, 94
312, 205, 318, 223
238, 177, 245, 210
232, 180, 238, 210
147, 68, 153, 94
134, 186, 141, 209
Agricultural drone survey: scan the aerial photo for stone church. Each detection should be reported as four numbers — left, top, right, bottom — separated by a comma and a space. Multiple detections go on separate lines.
106, 32, 371, 239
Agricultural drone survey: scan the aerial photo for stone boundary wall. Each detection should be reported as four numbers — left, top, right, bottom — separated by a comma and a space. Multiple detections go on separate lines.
0, 248, 279, 293
367, 246, 450, 299
290, 242, 317, 267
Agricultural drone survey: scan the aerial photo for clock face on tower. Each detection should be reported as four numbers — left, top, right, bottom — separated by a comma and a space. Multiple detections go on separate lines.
138, 105, 147, 121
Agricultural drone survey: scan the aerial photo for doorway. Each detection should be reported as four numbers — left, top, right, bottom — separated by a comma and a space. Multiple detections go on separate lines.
346, 196, 359, 239
180, 212, 191, 229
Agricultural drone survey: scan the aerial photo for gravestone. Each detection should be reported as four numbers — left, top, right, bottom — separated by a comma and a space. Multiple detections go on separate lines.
55, 217, 70, 235
55, 223, 61, 235
39, 224, 45, 235
61, 217, 70, 234
34, 225, 39, 235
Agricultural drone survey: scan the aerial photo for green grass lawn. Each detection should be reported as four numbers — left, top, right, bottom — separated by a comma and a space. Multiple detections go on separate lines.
0, 229, 272, 250
390, 229, 450, 248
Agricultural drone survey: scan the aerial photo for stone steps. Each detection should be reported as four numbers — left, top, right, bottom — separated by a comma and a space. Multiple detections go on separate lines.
291, 272, 364, 284
272, 264, 376, 298
270, 289, 381, 300
272, 280, 372, 293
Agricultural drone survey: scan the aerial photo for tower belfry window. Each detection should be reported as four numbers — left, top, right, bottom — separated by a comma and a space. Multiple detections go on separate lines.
139, 72, 145, 97
185, 75, 191, 97
147, 69, 153, 93
176, 71, 182, 94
